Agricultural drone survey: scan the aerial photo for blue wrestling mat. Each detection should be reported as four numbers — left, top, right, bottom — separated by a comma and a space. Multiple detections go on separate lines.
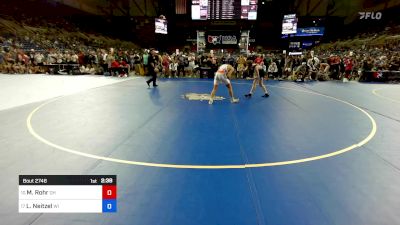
1, 78, 400, 225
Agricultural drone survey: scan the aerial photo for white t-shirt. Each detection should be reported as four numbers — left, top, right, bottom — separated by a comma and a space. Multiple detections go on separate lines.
217, 64, 229, 74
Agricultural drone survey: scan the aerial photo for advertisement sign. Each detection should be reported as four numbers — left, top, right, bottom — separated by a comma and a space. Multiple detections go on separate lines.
281, 27, 325, 38
282, 14, 297, 34
302, 41, 314, 48
155, 19, 167, 34
296, 27, 325, 36
191, 5, 200, 20
205, 31, 240, 49
289, 42, 300, 49
192, 0, 208, 20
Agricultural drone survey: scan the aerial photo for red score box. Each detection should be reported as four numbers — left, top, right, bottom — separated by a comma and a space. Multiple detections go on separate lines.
102, 185, 117, 199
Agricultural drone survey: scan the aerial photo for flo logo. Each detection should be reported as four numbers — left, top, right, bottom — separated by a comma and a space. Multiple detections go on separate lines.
359, 12, 382, 20
207, 36, 221, 45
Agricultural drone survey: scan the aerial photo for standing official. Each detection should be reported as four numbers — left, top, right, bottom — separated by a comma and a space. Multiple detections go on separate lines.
146, 49, 159, 88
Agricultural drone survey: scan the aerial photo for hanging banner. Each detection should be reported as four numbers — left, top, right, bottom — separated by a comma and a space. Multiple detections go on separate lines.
296, 27, 325, 36
205, 31, 240, 49
281, 27, 325, 38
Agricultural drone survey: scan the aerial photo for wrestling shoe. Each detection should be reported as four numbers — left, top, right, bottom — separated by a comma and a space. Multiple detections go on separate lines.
231, 98, 239, 103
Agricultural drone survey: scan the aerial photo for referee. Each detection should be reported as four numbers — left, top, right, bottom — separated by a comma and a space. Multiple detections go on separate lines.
146, 48, 159, 88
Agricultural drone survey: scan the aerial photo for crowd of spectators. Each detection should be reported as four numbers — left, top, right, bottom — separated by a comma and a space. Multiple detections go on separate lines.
0, 15, 138, 76
1, 15, 399, 82
135, 43, 400, 83
2, 37, 399, 82
0, 36, 136, 77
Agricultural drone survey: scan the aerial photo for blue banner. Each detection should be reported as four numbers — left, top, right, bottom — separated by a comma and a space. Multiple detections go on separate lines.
281, 27, 325, 38
296, 27, 325, 36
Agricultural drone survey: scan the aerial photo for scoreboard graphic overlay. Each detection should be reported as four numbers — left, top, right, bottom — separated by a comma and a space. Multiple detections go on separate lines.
19, 175, 117, 213
192, 0, 258, 20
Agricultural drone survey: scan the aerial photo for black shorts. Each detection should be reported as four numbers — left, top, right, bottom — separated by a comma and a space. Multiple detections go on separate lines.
258, 68, 266, 77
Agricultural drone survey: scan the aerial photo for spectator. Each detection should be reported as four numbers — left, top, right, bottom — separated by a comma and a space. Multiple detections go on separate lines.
254, 54, 265, 78
70, 52, 78, 64
170, 58, 178, 78
78, 51, 85, 65
129, 52, 135, 73
187, 53, 196, 77
244, 54, 255, 79
307, 53, 320, 80
0, 49, 4, 68
283, 56, 293, 79
142, 50, 149, 75
294, 62, 308, 82
176, 53, 186, 77
317, 60, 331, 81
236, 55, 246, 78
264, 54, 272, 68
133, 52, 141, 75
162, 53, 171, 78
275, 55, 285, 80
226, 53, 235, 67
80, 65, 90, 74
389, 55, 399, 71
328, 54, 341, 79
343, 53, 354, 81
118, 58, 129, 77
268, 62, 279, 79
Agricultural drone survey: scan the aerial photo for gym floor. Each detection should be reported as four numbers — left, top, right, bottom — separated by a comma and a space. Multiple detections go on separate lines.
1, 75, 400, 225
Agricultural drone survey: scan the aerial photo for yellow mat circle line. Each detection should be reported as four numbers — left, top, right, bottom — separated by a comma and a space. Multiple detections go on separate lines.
27, 83, 377, 169
372, 87, 400, 104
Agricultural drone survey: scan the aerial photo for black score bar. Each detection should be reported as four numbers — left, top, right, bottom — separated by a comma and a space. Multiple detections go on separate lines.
19, 175, 117, 185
